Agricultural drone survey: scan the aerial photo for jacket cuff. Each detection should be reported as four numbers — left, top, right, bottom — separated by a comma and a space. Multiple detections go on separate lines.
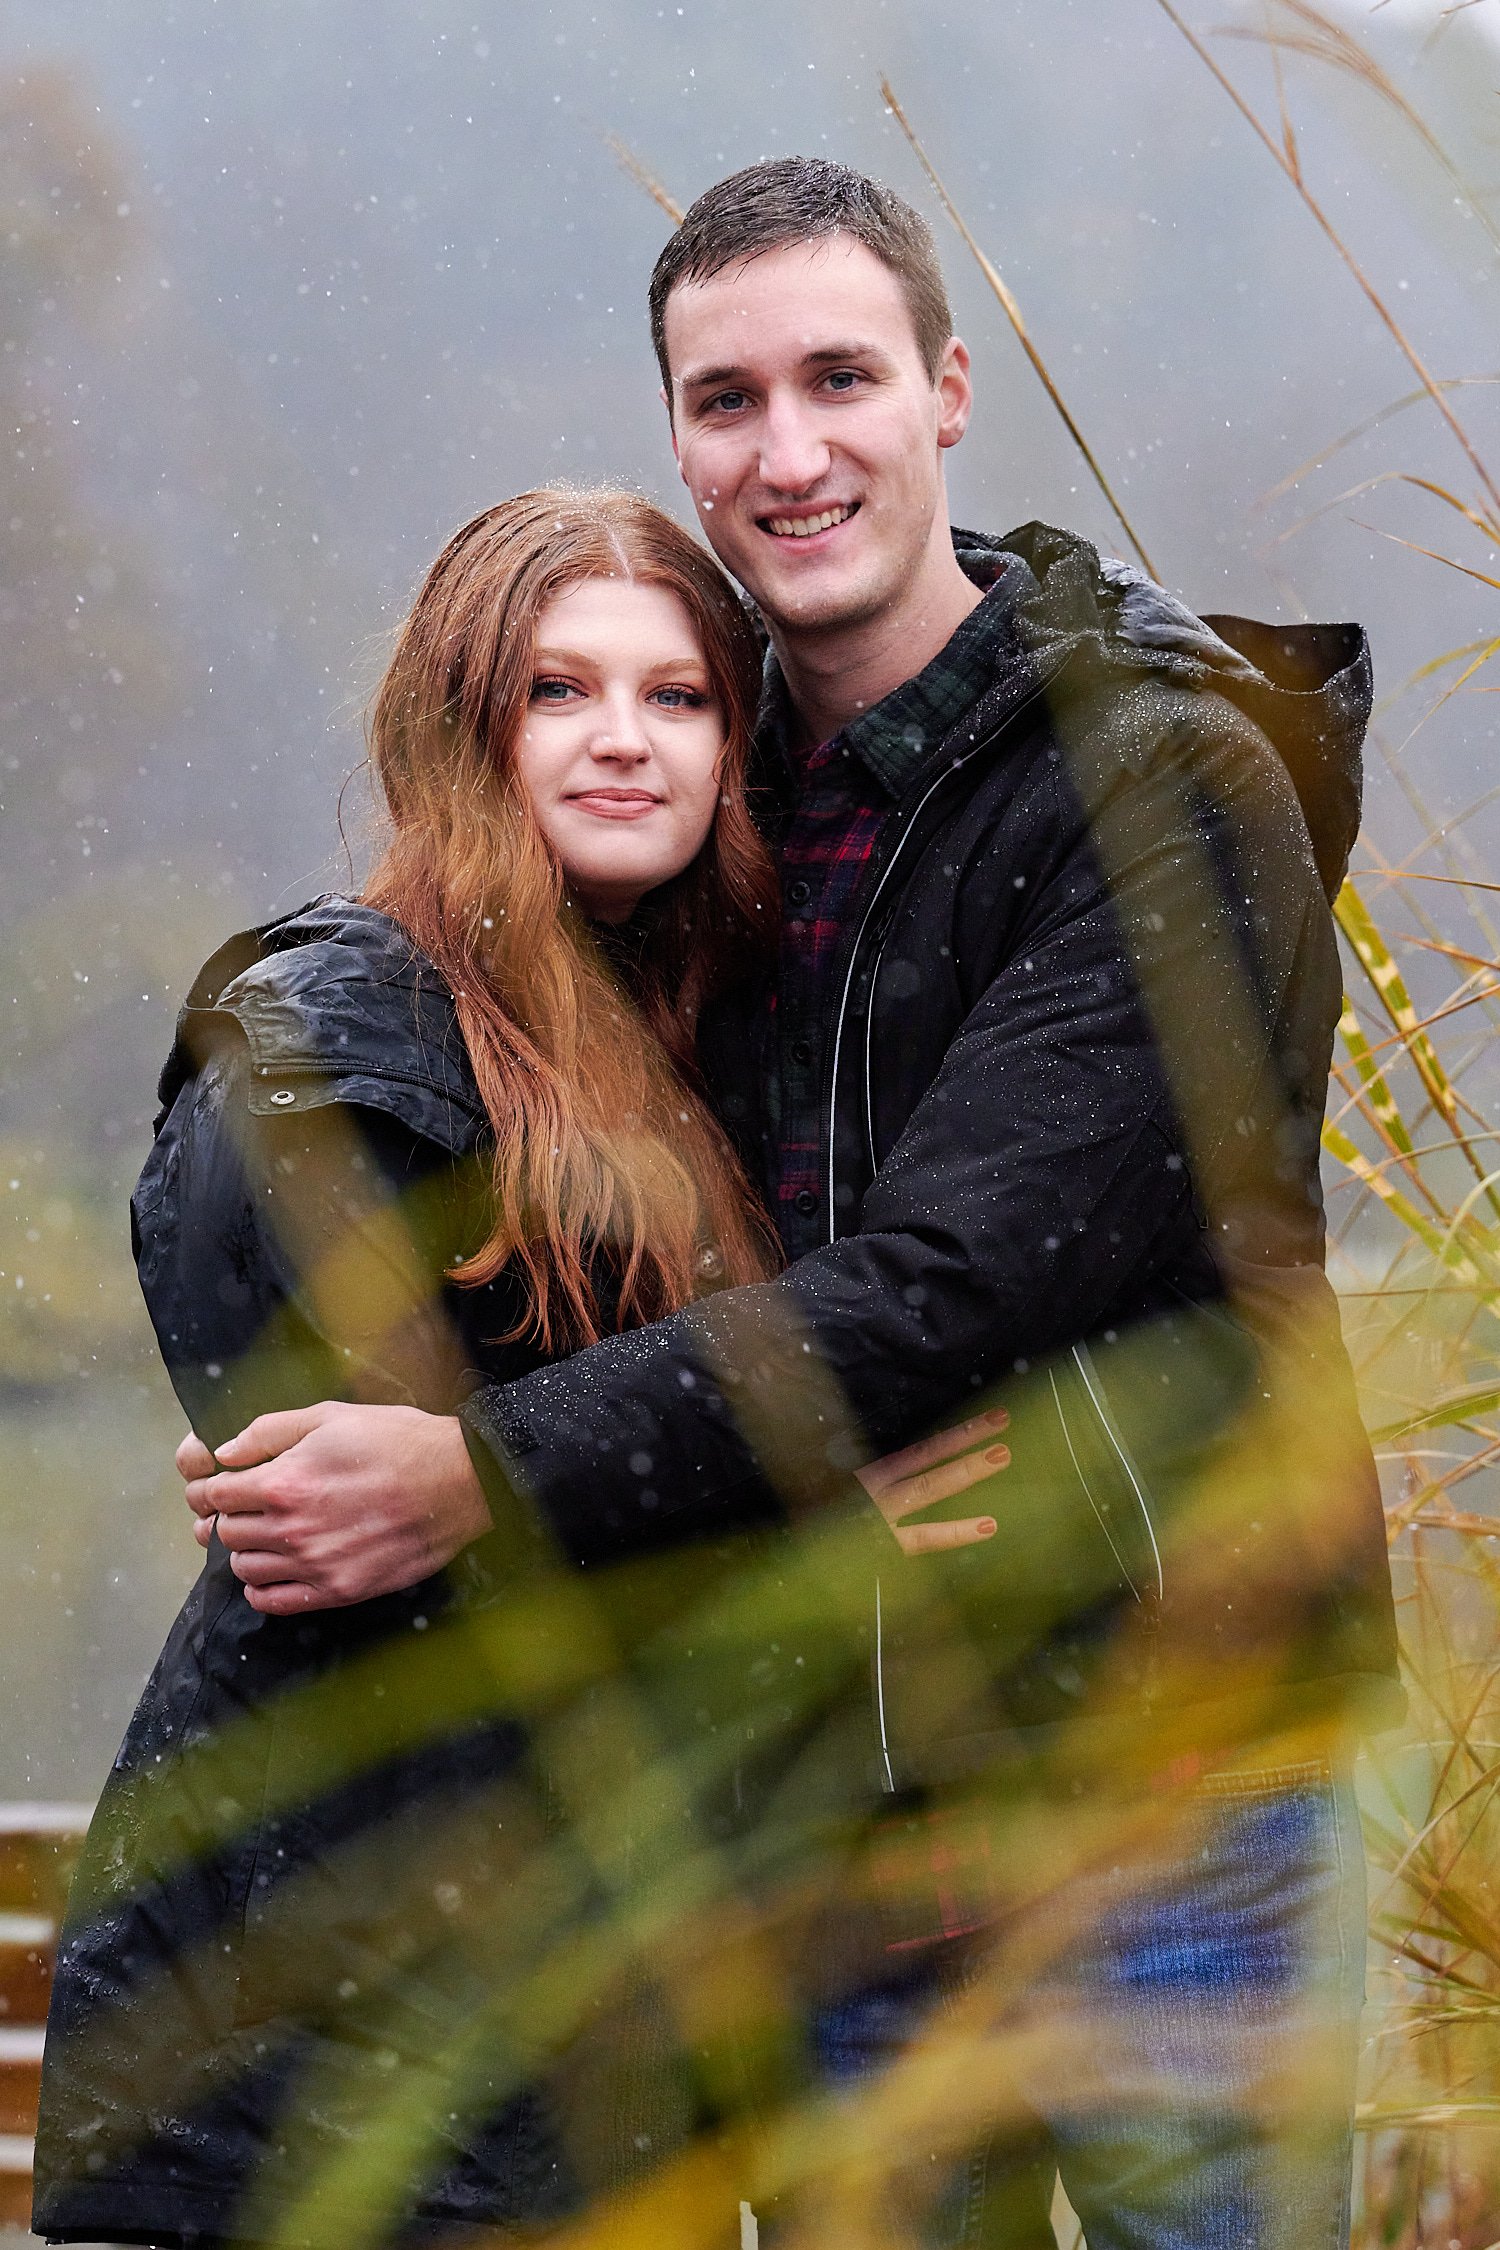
458, 1357, 785, 1570
450, 1399, 553, 1600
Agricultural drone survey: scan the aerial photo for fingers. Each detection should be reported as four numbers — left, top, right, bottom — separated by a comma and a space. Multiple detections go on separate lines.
182, 1476, 226, 1530
210, 1505, 282, 1550
226, 1546, 299, 1587
176, 1430, 218, 1483
212, 1405, 331, 1470
894, 1514, 998, 1556
188, 1462, 284, 1519
858, 1407, 1010, 1497
244, 1580, 319, 1616
877, 1442, 1010, 1526
182, 1409, 323, 1531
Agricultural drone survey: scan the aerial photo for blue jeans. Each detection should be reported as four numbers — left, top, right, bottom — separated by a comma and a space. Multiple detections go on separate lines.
808, 1764, 1366, 2250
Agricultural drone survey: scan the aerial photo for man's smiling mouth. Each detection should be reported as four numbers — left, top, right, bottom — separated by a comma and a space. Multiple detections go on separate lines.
761, 502, 860, 540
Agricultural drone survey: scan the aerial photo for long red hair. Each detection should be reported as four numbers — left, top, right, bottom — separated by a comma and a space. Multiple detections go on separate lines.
363, 487, 781, 1351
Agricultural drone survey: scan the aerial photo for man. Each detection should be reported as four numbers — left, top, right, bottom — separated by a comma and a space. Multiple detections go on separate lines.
180, 160, 1398, 2243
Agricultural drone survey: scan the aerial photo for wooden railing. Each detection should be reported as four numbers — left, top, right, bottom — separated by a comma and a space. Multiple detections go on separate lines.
0, 1807, 90, 2232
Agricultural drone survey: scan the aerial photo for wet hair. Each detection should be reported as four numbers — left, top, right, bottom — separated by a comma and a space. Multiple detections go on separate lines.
364, 486, 780, 1351
648, 156, 954, 398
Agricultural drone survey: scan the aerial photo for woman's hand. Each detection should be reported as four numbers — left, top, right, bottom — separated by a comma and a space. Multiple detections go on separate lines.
856, 1407, 1010, 1556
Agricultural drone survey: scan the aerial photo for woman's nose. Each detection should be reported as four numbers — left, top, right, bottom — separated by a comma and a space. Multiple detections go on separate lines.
588, 692, 652, 759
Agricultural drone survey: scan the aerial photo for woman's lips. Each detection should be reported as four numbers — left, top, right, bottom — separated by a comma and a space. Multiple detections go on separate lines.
565, 790, 664, 819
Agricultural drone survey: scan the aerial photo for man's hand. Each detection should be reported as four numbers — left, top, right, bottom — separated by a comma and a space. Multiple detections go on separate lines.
176, 1401, 493, 1613
856, 1407, 1010, 1556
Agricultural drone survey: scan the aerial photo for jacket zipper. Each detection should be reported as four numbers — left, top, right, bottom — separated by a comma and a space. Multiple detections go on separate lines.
1069, 1341, 1165, 1604
824, 660, 1071, 1795
824, 649, 1172, 1788
827, 652, 1075, 1220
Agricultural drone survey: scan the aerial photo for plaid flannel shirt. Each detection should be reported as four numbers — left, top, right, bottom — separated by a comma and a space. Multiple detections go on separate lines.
764, 557, 1012, 1262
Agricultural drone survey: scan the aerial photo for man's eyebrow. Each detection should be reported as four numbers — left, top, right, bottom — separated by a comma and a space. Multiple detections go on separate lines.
678, 341, 889, 394
801, 341, 887, 366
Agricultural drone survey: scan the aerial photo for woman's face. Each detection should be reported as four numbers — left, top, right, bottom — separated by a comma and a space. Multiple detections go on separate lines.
517, 575, 728, 924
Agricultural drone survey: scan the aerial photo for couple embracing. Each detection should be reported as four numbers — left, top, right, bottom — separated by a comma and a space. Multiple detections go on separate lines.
34, 158, 1397, 2250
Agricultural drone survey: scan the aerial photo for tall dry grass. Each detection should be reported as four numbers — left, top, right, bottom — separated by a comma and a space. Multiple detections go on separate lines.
823, 12, 1500, 2236
1157, 6, 1500, 2238
24, 15, 1500, 2248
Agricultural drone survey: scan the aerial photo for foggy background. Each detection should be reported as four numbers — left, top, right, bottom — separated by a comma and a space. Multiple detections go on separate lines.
2, 0, 1497, 1800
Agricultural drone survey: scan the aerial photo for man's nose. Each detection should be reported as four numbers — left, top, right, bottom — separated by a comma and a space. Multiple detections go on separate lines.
758, 395, 832, 497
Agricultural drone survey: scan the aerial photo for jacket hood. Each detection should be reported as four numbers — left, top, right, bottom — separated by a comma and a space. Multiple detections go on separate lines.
157, 896, 485, 1152
957, 521, 1371, 901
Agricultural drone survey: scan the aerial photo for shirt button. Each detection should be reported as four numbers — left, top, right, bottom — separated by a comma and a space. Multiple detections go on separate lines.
794, 1188, 819, 1216
790, 1038, 813, 1066
787, 879, 812, 908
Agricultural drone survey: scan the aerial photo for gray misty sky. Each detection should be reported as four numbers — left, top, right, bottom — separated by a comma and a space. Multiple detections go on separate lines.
4, 0, 1498, 947
1, 0, 1498, 1791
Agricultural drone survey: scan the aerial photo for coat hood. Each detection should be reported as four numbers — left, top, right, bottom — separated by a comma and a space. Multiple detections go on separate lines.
958, 521, 1371, 902
157, 896, 485, 1153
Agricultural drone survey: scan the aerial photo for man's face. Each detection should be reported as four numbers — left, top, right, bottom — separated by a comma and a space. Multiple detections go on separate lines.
663, 236, 971, 639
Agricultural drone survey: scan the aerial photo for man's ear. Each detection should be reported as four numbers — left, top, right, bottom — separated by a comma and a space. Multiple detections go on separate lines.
935, 337, 973, 453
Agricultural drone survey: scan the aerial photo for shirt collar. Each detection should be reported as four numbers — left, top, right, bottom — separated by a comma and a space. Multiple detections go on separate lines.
757, 547, 1022, 797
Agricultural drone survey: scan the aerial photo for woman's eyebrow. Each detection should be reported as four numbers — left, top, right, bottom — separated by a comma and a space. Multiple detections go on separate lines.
534, 646, 709, 674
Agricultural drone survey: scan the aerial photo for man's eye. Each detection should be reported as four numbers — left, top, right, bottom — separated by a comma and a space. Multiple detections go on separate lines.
709, 389, 748, 414
824, 370, 861, 394
530, 677, 578, 703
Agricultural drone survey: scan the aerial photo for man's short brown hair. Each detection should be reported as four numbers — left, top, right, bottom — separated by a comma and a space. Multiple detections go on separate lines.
648, 156, 954, 397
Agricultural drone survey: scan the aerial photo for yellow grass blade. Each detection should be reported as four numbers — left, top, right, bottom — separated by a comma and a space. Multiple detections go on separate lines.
1222, 0, 1500, 256
1254, 377, 1500, 512
602, 134, 685, 226
1352, 520, 1500, 594
1153, 0, 1500, 524
1336, 881, 1462, 1132
1320, 1121, 1480, 1278
1374, 1387, 1500, 1444
1338, 995, 1416, 1155
877, 76, 1161, 582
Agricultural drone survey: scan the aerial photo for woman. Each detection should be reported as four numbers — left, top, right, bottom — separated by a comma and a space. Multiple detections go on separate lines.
33, 487, 788, 2249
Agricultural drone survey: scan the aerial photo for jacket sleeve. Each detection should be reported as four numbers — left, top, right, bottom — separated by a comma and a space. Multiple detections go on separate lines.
459, 693, 1332, 1568
132, 1043, 474, 1451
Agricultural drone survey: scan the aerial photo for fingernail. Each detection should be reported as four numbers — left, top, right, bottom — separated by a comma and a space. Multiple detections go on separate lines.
977, 1519, 996, 1537
985, 1444, 1010, 1464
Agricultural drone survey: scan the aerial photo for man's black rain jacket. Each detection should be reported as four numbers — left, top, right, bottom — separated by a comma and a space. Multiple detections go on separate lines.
460, 523, 1401, 1777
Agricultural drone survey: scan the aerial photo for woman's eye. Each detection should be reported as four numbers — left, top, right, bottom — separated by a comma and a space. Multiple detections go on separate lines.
651, 685, 708, 710
530, 677, 578, 703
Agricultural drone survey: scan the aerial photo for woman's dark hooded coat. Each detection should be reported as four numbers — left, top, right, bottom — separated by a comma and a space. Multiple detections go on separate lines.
33, 902, 692, 2248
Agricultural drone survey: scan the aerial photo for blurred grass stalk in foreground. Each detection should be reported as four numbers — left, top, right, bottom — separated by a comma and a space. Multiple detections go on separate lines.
617, 10, 1500, 2239
18, 9, 1500, 2247
1151, 5, 1500, 2241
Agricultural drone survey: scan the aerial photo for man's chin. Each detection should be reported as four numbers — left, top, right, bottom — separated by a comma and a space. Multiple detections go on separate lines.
748, 561, 892, 639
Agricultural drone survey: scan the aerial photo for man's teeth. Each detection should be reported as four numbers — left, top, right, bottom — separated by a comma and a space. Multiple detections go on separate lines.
767, 505, 854, 539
